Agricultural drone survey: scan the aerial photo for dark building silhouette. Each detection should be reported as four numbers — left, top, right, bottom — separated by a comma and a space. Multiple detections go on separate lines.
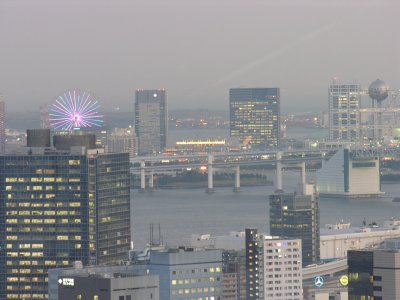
269, 186, 320, 266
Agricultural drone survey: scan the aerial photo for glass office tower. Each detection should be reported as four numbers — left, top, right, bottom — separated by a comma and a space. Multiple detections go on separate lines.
0, 145, 130, 299
134, 89, 167, 155
230, 88, 280, 149
269, 192, 320, 266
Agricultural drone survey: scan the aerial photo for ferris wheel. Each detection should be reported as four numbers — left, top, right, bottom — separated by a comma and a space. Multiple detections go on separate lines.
49, 90, 104, 130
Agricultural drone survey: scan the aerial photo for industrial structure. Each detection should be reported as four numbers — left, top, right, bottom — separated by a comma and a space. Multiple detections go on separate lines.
328, 78, 400, 145
316, 147, 382, 197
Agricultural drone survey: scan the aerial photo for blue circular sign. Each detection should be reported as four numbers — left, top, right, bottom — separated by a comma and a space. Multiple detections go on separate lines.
314, 276, 324, 288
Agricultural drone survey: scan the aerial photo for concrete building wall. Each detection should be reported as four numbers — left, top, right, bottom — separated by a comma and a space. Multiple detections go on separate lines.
373, 251, 400, 299
348, 158, 380, 194
316, 149, 344, 194
320, 229, 400, 260
110, 276, 160, 300
317, 149, 381, 197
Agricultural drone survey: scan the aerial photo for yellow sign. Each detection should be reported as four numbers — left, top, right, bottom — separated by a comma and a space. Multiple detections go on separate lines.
340, 275, 349, 286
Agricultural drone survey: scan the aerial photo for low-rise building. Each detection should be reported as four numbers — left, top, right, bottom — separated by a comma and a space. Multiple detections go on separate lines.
58, 273, 159, 300
149, 248, 223, 300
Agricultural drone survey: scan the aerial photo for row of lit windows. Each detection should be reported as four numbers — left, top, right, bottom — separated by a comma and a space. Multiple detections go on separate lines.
172, 276, 221, 286
7, 268, 45, 274
6, 218, 81, 225
6, 293, 45, 299
6, 260, 69, 267
5, 244, 44, 249
6, 202, 81, 208
171, 287, 220, 295
5, 176, 79, 183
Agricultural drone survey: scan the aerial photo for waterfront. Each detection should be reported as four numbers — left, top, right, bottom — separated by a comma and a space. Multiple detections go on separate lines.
131, 171, 400, 249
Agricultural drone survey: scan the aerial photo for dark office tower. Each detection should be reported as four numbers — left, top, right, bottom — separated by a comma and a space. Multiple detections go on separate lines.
134, 89, 167, 155
27, 129, 51, 147
230, 88, 280, 149
245, 229, 260, 300
0, 134, 131, 300
348, 250, 374, 300
0, 97, 5, 154
269, 186, 320, 266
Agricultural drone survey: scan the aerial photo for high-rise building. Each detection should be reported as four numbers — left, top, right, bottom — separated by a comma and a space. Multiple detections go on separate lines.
0, 96, 5, 154
39, 103, 50, 129
0, 131, 131, 300
348, 239, 400, 300
245, 229, 302, 300
328, 82, 361, 141
107, 127, 136, 160
229, 88, 280, 149
269, 184, 320, 266
134, 89, 167, 155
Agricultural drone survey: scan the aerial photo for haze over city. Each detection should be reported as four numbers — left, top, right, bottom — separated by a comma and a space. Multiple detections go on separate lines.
1, 0, 399, 112
2, 1, 400, 299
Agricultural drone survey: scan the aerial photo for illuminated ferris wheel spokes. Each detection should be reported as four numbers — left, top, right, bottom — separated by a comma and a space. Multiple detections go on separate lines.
49, 90, 104, 130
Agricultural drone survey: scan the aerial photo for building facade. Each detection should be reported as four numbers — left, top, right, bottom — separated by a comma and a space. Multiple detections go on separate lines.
316, 148, 382, 197
348, 240, 400, 300
229, 88, 280, 149
0, 97, 5, 154
134, 89, 167, 155
328, 83, 361, 141
107, 127, 136, 159
0, 135, 131, 299
269, 185, 320, 266
58, 274, 159, 300
222, 250, 246, 300
245, 229, 302, 300
148, 248, 223, 300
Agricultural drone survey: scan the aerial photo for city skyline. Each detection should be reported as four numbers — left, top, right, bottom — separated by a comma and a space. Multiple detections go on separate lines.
1, 0, 399, 112
1, 1, 400, 299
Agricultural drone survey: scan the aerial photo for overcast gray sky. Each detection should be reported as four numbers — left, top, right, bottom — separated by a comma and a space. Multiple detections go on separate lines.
1, 0, 399, 112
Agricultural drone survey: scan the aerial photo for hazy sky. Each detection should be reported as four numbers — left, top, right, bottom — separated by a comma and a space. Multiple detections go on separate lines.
1, 0, 399, 112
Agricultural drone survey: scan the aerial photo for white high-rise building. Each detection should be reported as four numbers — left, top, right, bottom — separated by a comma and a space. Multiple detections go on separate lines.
328, 82, 361, 141
245, 229, 302, 300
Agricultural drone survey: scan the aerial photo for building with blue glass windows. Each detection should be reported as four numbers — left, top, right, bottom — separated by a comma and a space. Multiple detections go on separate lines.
0, 130, 131, 300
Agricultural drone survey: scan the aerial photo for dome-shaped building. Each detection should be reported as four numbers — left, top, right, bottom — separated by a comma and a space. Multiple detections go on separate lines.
368, 79, 389, 102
